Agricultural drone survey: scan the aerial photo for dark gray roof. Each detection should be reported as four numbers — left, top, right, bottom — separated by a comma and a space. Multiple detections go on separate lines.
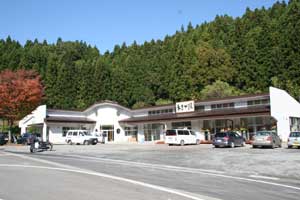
45, 116, 96, 124
120, 105, 271, 124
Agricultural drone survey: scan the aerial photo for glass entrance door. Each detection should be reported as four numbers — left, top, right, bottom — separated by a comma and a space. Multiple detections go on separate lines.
100, 125, 114, 142
143, 124, 164, 141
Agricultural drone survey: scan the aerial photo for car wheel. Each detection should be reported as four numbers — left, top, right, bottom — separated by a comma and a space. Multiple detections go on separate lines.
287, 145, 292, 149
214, 145, 219, 148
168, 144, 173, 146
68, 140, 73, 145
271, 142, 275, 149
196, 139, 200, 145
83, 140, 89, 145
241, 141, 246, 147
230, 142, 235, 148
180, 140, 184, 146
278, 143, 282, 148
252, 145, 257, 148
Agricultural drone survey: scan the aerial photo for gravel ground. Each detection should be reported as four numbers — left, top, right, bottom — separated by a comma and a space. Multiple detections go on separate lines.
2, 143, 300, 179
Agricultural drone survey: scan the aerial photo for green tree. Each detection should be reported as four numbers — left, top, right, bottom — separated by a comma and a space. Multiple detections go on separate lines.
199, 80, 242, 100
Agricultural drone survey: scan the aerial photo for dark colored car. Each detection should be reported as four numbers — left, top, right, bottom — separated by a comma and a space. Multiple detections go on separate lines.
17, 133, 41, 145
0, 132, 9, 145
213, 131, 245, 148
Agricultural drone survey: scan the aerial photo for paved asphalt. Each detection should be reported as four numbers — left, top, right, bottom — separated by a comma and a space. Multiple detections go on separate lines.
0, 144, 300, 200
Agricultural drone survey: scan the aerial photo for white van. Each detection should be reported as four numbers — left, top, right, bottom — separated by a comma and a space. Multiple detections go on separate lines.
65, 130, 98, 145
165, 129, 201, 146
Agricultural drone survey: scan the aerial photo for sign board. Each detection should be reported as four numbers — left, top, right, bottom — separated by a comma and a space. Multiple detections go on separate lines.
176, 101, 195, 113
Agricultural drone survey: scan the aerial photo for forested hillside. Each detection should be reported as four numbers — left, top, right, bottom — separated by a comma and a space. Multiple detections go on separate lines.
0, 0, 299, 110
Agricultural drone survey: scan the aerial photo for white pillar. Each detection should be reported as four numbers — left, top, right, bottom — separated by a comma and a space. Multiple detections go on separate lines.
43, 122, 47, 141
137, 124, 144, 143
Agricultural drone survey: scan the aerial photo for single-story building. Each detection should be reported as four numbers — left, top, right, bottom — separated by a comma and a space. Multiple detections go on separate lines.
19, 87, 300, 144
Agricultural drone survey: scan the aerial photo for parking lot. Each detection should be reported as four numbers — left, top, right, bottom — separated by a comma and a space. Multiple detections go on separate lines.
3, 143, 300, 181
1, 143, 300, 200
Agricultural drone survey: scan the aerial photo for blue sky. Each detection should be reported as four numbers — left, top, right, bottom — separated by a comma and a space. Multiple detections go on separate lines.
0, 0, 277, 53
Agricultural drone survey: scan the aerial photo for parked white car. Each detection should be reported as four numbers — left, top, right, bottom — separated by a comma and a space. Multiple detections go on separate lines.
165, 129, 201, 146
288, 131, 300, 149
65, 130, 98, 145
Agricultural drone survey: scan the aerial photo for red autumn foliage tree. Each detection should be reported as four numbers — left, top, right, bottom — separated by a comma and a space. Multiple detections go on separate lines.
0, 69, 44, 128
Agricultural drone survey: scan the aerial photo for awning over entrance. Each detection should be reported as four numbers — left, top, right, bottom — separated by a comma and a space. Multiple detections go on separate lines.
119, 105, 270, 124
45, 116, 96, 124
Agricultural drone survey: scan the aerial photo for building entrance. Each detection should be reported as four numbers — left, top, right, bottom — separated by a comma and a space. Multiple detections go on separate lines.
100, 125, 114, 142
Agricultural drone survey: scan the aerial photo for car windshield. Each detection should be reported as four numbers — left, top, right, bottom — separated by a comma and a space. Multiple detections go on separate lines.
215, 132, 228, 137
23, 133, 30, 137
290, 132, 300, 137
256, 132, 271, 136
166, 130, 176, 136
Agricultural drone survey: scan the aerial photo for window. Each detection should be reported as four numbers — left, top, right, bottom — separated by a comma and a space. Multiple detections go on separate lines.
166, 130, 177, 136
247, 98, 270, 106
195, 105, 205, 111
183, 130, 190, 135
62, 127, 77, 137
79, 132, 84, 136
256, 131, 271, 136
290, 117, 300, 132
178, 130, 184, 135
143, 124, 163, 141
125, 126, 138, 137
148, 108, 174, 116
211, 103, 234, 110
73, 131, 78, 136
234, 133, 240, 138
290, 132, 300, 137
172, 121, 191, 129
229, 132, 236, 137
215, 132, 228, 137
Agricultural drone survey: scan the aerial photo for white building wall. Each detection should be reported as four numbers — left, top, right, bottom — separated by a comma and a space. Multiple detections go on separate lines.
19, 105, 47, 135
270, 87, 300, 142
87, 105, 132, 143
191, 120, 205, 141
48, 125, 65, 144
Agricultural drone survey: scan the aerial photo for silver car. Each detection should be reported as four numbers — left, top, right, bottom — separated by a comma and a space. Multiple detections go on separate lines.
288, 132, 300, 149
252, 131, 281, 149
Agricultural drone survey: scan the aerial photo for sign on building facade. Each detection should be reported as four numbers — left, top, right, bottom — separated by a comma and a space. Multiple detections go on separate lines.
176, 101, 195, 113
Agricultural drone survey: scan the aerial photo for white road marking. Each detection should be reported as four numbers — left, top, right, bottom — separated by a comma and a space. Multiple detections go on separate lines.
0, 164, 217, 200
3, 152, 82, 170
249, 175, 280, 181
39, 153, 226, 174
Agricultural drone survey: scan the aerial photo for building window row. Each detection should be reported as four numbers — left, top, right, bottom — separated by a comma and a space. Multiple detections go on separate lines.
247, 99, 270, 106
195, 105, 205, 111
148, 108, 173, 116
211, 103, 234, 110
